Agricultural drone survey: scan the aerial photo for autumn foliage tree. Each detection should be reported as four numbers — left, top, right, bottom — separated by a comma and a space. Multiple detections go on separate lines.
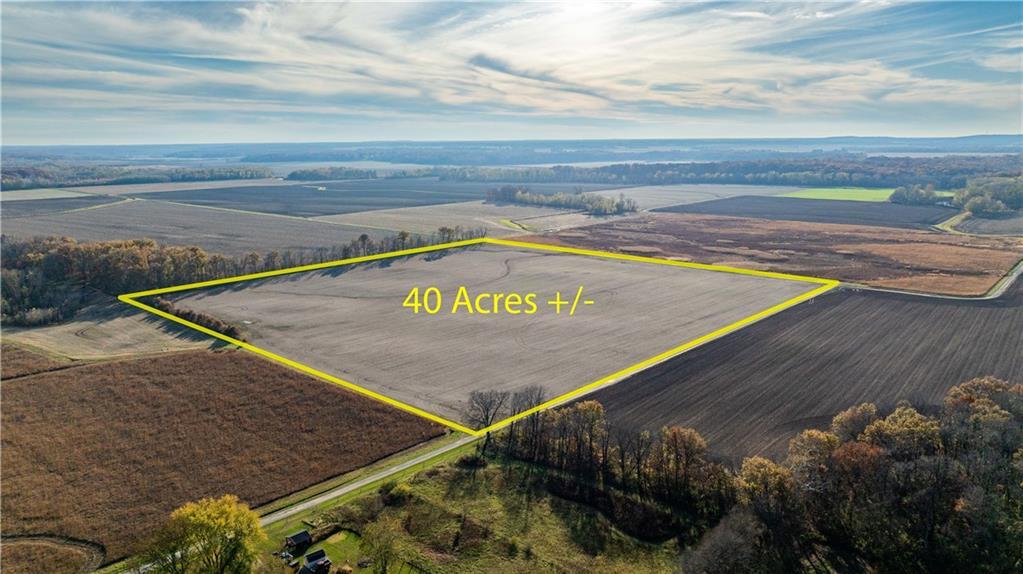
684, 377, 1022, 573
136, 495, 266, 574
1, 226, 487, 326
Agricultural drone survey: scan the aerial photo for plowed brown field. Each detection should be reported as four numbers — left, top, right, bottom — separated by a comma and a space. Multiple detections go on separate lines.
1, 350, 443, 563
588, 281, 1023, 462
525, 213, 1023, 296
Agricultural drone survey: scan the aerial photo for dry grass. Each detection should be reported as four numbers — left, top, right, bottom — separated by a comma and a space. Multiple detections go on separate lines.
525, 213, 1023, 296
0, 539, 99, 574
1, 350, 444, 563
63, 178, 290, 196
0, 343, 69, 378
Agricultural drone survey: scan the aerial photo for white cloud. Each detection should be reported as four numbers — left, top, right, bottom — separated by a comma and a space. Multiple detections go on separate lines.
1, 1, 1019, 143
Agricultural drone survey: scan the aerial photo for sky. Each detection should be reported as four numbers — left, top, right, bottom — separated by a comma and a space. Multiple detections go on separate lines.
1, 1, 1021, 145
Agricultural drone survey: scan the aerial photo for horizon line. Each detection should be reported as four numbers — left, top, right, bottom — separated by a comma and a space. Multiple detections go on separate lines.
4, 133, 1022, 149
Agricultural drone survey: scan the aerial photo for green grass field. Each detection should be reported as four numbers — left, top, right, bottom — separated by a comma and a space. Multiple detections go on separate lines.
782, 187, 895, 202
782, 187, 955, 202
341, 464, 677, 573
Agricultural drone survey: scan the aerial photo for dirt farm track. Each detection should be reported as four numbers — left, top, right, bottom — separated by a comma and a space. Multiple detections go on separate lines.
588, 279, 1023, 462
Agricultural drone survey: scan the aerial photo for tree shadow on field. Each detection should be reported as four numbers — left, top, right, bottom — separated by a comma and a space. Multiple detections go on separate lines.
192, 244, 484, 292
547, 494, 613, 556
136, 310, 228, 346
443, 465, 486, 501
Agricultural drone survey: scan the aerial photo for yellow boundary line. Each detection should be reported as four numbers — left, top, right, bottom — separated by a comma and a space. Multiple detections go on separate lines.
119, 237, 839, 437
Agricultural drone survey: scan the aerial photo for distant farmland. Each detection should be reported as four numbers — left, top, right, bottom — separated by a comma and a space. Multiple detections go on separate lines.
0, 199, 395, 255
588, 183, 800, 210
0, 195, 123, 218
132, 178, 625, 217
315, 200, 569, 237
656, 195, 958, 229
526, 212, 1023, 296
588, 282, 1022, 462
780, 187, 896, 202
1, 350, 444, 563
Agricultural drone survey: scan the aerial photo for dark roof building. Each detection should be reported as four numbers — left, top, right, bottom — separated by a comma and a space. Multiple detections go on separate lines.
298, 549, 332, 574
284, 529, 312, 550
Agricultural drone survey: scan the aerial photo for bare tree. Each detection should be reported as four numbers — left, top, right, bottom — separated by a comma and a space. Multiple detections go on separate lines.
465, 389, 510, 455
504, 386, 548, 458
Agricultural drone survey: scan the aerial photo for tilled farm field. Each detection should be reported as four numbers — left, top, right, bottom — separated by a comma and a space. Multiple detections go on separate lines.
588, 281, 1023, 462
315, 200, 569, 236
0, 199, 393, 255
0, 350, 444, 563
63, 178, 290, 195
0, 194, 123, 218
589, 183, 800, 210
132, 178, 625, 217
656, 195, 958, 229
954, 213, 1023, 236
526, 213, 1023, 296
165, 243, 824, 426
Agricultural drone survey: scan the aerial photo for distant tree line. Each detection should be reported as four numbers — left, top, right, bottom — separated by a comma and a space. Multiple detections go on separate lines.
0, 226, 486, 327
478, 376, 1022, 572
0, 164, 274, 191
284, 167, 377, 181
242, 147, 864, 166
486, 185, 638, 215
436, 155, 1021, 189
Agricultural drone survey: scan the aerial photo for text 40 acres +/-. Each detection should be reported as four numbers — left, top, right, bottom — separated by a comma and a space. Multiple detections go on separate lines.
402, 286, 595, 316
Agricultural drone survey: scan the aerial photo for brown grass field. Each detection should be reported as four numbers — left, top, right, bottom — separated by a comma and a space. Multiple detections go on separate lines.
0, 539, 100, 574
525, 213, 1023, 296
0, 343, 70, 378
1, 350, 444, 563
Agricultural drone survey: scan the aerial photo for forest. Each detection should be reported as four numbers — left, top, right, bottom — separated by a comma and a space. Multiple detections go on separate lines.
0, 164, 273, 190
955, 177, 1023, 217
437, 155, 1022, 189
284, 167, 377, 180
483, 378, 1022, 572
291, 377, 1021, 573
0, 227, 485, 327
889, 177, 1022, 218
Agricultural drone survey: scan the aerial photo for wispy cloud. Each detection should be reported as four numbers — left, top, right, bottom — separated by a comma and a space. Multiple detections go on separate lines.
1, 1, 1019, 144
